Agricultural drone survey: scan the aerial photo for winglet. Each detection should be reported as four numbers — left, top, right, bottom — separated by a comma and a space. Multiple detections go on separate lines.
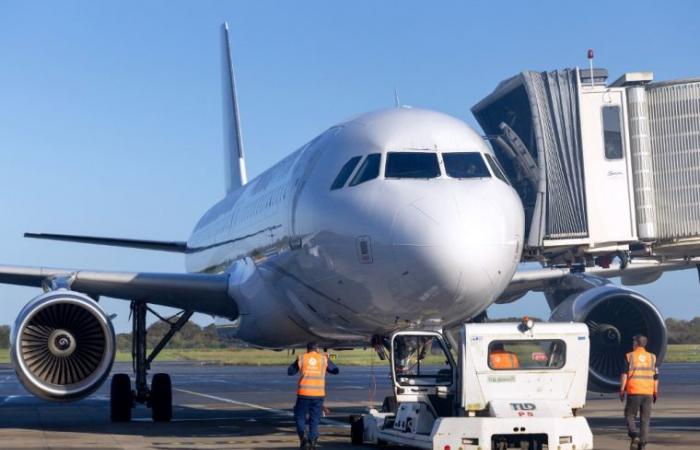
221, 22, 248, 193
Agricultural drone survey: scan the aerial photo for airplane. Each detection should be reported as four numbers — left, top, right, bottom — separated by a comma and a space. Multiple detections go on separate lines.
1, 23, 696, 422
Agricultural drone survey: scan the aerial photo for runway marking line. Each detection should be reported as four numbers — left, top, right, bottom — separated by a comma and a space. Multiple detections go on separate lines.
174, 388, 349, 428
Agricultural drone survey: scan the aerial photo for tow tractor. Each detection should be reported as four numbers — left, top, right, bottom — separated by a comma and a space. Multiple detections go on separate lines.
351, 319, 593, 449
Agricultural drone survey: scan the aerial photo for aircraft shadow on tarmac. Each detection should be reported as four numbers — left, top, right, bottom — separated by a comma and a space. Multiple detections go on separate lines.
0, 396, 376, 449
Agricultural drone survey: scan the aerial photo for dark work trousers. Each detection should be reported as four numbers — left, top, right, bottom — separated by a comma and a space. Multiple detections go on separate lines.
625, 394, 653, 443
294, 396, 324, 441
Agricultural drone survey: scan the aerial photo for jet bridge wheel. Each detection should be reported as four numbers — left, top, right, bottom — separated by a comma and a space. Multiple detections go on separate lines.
110, 373, 133, 422
150, 373, 172, 422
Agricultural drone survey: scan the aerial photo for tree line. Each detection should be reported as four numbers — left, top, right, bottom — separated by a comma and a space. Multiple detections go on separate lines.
0, 318, 699, 349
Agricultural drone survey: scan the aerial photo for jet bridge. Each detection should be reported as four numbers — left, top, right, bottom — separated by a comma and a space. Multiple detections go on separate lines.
473, 68, 700, 266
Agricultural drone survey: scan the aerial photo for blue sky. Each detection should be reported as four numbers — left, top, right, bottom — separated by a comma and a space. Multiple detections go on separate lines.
1, 1, 699, 332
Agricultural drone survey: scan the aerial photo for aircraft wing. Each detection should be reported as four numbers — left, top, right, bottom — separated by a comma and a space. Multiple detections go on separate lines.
0, 264, 237, 318
499, 257, 700, 304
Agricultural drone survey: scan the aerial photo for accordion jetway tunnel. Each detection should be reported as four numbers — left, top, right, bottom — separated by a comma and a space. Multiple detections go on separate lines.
472, 68, 700, 268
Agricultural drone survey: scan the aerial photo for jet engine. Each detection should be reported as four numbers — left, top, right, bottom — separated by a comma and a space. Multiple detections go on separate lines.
11, 290, 116, 401
550, 283, 666, 392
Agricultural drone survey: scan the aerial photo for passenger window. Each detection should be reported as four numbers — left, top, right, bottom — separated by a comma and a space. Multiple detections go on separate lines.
484, 154, 511, 185
488, 340, 566, 370
443, 152, 491, 179
349, 153, 381, 186
602, 106, 624, 159
330, 156, 362, 190
393, 335, 453, 386
385, 152, 441, 179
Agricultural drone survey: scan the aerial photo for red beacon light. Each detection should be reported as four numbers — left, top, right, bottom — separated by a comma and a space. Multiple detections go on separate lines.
587, 49, 594, 60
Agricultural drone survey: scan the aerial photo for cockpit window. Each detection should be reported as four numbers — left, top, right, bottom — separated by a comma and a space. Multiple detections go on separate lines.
330, 156, 362, 190
349, 153, 381, 186
385, 152, 441, 179
484, 154, 511, 185
443, 152, 491, 179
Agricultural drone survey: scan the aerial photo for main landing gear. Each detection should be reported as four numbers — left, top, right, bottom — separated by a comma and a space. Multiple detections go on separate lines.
110, 300, 193, 422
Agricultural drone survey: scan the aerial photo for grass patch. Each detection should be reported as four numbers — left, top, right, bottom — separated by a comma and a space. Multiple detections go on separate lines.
664, 344, 700, 363
1, 345, 698, 366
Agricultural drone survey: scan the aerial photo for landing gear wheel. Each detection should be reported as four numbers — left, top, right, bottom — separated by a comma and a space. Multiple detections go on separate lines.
110, 374, 133, 422
150, 373, 172, 422
349, 415, 363, 445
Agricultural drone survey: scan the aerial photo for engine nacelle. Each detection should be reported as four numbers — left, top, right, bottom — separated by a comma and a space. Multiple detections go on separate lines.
11, 290, 116, 401
550, 284, 666, 392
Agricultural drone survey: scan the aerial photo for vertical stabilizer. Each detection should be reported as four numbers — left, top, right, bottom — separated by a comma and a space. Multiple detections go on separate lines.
221, 22, 247, 193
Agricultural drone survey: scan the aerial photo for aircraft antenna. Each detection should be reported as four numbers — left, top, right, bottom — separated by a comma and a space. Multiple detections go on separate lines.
394, 88, 400, 108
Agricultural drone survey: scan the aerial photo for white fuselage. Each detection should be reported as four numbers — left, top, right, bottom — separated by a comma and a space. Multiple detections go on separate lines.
185, 108, 524, 347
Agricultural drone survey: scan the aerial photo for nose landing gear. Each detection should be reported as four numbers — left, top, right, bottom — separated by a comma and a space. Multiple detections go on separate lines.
109, 301, 192, 422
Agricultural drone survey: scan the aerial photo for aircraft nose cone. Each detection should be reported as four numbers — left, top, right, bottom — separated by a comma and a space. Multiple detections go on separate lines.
389, 197, 472, 308
388, 185, 523, 321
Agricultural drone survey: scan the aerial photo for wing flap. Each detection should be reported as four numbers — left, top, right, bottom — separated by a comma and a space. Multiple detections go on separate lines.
0, 265, 236, 319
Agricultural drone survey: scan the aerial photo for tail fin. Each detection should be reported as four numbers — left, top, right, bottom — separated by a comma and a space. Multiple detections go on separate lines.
221, 22, 247, 193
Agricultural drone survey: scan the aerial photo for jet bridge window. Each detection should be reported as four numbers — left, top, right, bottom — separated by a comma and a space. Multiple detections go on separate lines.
602, 105, 624, 159
488, 339, 566, 370
330, 156, 362, 190
349, 153, 381, 186
443, 152, 491, 179
385, 152, 441, 179
393, 335, 453, 386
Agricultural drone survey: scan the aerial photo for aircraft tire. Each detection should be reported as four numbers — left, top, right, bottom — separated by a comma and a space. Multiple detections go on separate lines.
151, 373, 172, 422
110, 374, 133, 422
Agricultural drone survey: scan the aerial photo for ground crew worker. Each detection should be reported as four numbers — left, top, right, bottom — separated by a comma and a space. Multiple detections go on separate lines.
620, 335, 659, 450
489, 342, 519, 369
288, 342, 339, 450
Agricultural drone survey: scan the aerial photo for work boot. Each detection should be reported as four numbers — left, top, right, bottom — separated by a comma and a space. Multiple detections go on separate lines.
299, 434, 310, 450
629, 436, 640, 450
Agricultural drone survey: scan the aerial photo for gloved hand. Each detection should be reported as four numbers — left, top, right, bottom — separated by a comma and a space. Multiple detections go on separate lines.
653, 392, 658, 403
619, 391, 625, 402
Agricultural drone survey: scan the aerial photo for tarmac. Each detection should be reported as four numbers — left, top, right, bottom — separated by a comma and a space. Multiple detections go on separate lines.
0, 361, 697, 449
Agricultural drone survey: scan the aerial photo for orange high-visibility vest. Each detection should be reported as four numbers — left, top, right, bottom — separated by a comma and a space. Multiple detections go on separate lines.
490, 350, 519, 369
625, 348, 657, 395
297, 351, 328, 397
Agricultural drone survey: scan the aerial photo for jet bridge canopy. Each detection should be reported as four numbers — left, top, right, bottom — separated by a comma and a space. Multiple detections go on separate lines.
473, 67, 700, 265
472, 69, 592, 246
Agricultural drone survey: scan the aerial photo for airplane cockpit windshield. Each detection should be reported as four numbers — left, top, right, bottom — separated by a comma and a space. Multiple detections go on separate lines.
330, 150, 509, 190
385, 152, 441, 179
443, 152, 491, 179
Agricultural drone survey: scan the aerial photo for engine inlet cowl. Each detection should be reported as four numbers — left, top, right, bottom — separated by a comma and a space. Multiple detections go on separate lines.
11, 290, 116, 402
550, 284, 666, 392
